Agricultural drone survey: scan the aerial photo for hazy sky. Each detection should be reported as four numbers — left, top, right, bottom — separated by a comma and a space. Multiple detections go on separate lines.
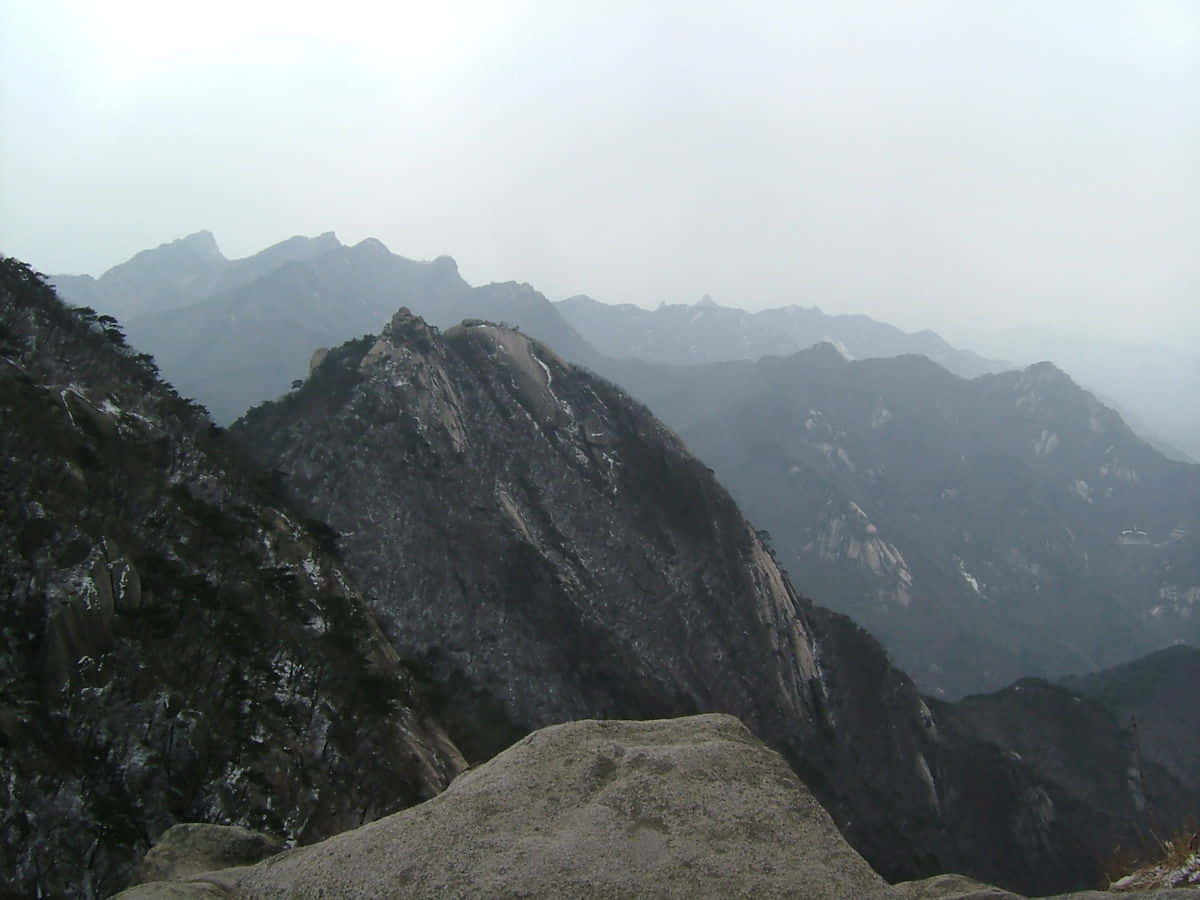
3, 1, 1197, 349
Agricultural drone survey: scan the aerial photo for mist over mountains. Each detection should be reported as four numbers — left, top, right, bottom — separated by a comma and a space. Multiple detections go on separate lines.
556, 292, 1004, 378
49, 232, 1200, 699
11, 233, 1200, 895
605, 347, 1200, 698
52, 231, 593, 425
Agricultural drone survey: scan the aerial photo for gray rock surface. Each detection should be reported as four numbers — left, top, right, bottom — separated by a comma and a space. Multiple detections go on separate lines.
134, 824, 283, 884
895, 872, 1024, 898
198, 714, 898, 899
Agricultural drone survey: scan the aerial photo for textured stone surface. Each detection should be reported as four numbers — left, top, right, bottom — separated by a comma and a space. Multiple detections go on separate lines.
895, 873, 1024, 898
216, 715, 899, 899
134, 824, 283, 884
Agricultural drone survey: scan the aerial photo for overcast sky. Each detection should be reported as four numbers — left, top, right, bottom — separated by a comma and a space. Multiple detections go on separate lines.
2, 1, 1197, 349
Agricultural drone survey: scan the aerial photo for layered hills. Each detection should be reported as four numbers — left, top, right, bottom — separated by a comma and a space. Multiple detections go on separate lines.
13, 241, 1200, 895
52, 232, 593, 424
232, 308, 1197, 894
603, 347, 1200, 698
557, 292, 1003, 378
0, 259, 464, 897
51, 233, 1199, 702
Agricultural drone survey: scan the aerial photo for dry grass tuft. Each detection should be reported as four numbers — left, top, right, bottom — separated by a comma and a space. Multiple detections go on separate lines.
1106, 824, 1200, 892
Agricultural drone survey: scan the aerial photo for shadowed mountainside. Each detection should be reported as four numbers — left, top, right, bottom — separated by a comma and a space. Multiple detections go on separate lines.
599, 347, 1200, 699
0, 259, 465, 898
233, 310, 1196, 894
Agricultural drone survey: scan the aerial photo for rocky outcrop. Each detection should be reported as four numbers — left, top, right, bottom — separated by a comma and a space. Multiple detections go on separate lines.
113, 719, 1200, 900
133, 824, 283, 884
123, 715, 897, 899
0, 258, 466, 898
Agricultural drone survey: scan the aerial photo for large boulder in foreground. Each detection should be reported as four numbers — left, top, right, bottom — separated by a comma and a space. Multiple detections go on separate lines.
147, 714, 897, 898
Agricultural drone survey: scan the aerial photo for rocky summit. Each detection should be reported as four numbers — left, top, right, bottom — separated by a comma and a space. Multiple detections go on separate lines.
127, 715, 896, 899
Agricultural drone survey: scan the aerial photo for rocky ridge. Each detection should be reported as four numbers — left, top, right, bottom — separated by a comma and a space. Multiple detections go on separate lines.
0, 258, 465, 898
556, 292, 1003, 377
51, 232, 594, 424
233, 310, 1195, 895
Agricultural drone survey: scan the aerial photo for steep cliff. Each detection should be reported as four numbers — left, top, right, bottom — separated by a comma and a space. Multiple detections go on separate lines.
0, 259, 465, 898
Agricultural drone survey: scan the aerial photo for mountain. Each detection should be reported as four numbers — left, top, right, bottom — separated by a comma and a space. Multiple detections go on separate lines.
0, 259, 465, 898
1063, 645, 1200, 795
232, 310, 1195, 894
51, 233, 596, 424
600, 347, 1200, 700
12, 254, 1199, 895
49, 231, 229, 322
965, 327, 1200, 464
557, 293, 1003, 378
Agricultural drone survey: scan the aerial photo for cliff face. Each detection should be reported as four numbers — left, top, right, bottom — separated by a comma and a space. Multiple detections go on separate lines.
233, 309, 1183, 895
0, 260, 465, 899
235, 311, 822, 761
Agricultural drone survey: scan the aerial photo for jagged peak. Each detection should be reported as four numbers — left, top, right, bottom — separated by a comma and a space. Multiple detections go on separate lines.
173, 230, 223, 257
381, 306, 438, 344
131, 230, 224, 264
695, 293, 720, 309
1025, 360, 1070, 380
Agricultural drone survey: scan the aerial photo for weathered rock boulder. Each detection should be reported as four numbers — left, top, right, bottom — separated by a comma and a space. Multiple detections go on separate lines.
895, 872, 1024, 898
133, 824, 284, 884
151, 714, 898, 899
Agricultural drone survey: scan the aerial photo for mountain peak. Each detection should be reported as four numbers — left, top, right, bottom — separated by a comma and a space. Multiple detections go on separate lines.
695, 293, 720, 309
351, 237, 391, 255
801, 340, 850, 365
431, 255, 459, 277
175, 230, 223, 258
1026, 360, 1070, 380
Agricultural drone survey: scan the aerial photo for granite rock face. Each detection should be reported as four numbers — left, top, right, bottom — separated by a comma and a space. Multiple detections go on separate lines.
147, 715, 899, 899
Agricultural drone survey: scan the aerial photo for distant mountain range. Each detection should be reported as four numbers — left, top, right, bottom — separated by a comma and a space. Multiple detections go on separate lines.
52, 231, 593, 424
7, 254, 1200, 897
46, 234, 1200, 695
601, 347, 1200, 699
557, 292, 1005, 378
557, 293, 1199, 464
